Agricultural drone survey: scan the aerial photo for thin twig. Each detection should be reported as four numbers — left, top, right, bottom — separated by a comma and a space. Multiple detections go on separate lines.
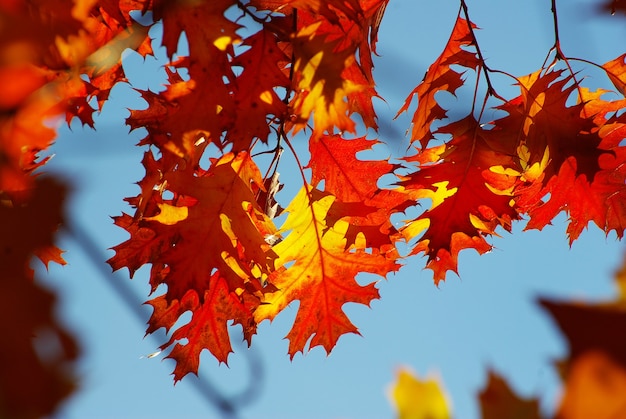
459, 0, 500, 99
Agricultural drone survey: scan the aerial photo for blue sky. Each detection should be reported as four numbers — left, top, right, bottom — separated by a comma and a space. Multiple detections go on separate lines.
40, 1, 625, 418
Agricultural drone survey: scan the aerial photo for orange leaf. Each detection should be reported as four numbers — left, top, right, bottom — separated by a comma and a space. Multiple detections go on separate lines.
254, 185, 399, 358
399, 117, 520, 283
502, 71, 626, 242
603, 53, 626, 95
397, 15, 480, 149
110, 151, 280, 376
110, 151, 277, 300
308, 134, 410, 249
292, 1, 389, 131
147, 274, 260, 382
227, 29, 291, 150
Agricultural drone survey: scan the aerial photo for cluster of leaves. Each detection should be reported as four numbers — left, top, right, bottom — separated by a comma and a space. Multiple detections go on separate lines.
389, 252, 626, 419
1, 0, 626, 414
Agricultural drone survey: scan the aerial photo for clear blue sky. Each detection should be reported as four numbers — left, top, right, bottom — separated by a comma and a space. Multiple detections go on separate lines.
40, 1, 625, 418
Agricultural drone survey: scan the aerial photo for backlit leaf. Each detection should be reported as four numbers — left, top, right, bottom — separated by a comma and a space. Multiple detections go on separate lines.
254, 185, 399, 357
389, 367, 451, 419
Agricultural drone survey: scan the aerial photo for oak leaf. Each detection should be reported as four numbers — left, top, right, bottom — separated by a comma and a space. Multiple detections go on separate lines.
254, 185, 399, 358
109, 151, 278, 301
399, 117, 520, 283
293, 0, 389, 131
289, 21, 359, 137
308, 134, 410, 250
397, 16, 481, 149
109, 151, 280, 374
146, 274, 260, 382
227, 29, 291, 150
501, 71, 625, 242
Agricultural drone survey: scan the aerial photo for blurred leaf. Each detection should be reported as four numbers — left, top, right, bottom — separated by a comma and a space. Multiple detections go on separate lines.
478, 371, 540, 419
389, 367, 450, 419
556, 351, 626, 419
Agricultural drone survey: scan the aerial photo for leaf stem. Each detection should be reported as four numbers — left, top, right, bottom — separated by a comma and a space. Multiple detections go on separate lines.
548, 0, 586, 107
550, 0, 564, 61
459, 0, 499, 99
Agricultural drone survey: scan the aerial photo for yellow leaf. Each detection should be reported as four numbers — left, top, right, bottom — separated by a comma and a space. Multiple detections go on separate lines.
389, 368, 451, 419
254, 185, 398, 357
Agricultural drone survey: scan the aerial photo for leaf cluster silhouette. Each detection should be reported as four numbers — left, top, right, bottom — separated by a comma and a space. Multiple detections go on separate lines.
1, 0, 625, 416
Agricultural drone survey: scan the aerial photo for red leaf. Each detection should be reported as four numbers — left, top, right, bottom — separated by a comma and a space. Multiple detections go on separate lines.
500, 71, 626, 242
227, 29, 291, 150
397, 15, 481, 149
308, 134, 410, 249
399, 117, 520, 283
150, 274, 259, 381
109, 151, 278, 374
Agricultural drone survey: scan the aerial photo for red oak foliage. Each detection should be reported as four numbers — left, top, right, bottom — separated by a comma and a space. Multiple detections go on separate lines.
2, 2, 626, 412
397, 16, 480, 149
399, 116, 521, 282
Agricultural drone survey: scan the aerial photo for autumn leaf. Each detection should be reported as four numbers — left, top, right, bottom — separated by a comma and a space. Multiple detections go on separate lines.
388, 367, 451, 419
399, 116, 520, 283
254, 185, 399, 358
146, 274, 261, 382
397, 15, 481, 149
127, 57, 232, 155
478, 371, 540, 419
289, 21, 360, 137
603, 53, 626, 95
308, 134, 410, 250
227, 29, 291, 150
292, 0, 389, 131
501, 71, 626, 242
110, 151, 278, 300
128, 1, 239, 154
109, 151, 280, 374
154, 0, 241, 60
